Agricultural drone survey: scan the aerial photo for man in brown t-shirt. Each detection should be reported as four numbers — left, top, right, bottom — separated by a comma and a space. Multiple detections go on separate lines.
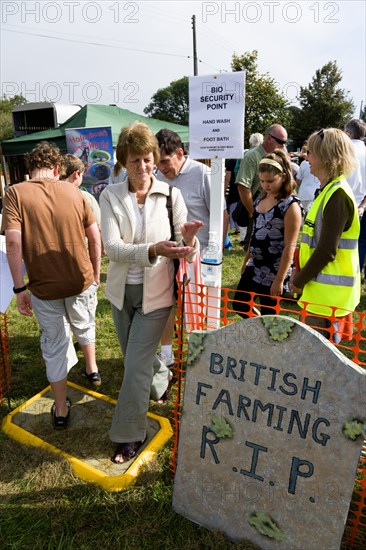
1, 142, 101, 429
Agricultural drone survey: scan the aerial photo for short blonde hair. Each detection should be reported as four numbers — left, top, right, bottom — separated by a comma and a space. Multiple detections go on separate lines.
60, 154, 85, 179
307, 128, 357, 181
116, 122, 160, 167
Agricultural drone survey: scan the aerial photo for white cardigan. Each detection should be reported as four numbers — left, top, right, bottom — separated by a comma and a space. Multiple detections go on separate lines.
100, 176, 198, 313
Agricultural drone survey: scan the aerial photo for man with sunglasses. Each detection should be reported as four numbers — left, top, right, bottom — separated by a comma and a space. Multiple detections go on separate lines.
235, 124, 288, 249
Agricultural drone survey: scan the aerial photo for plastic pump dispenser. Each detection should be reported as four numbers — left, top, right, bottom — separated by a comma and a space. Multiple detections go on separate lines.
201, 231, 222, 284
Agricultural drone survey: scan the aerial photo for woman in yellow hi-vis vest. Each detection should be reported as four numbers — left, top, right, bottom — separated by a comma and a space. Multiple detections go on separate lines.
291, 128, 360, 341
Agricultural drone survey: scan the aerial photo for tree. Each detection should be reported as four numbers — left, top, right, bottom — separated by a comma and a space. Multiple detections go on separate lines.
288, 61, 355, 143
360, 103, 366, 123
231, 50, 289, 147
0, 94, 27, 142
144, 77, 189, 126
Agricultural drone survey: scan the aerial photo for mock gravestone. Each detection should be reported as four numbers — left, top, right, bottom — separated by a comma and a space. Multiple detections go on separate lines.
173, 316, 366, 550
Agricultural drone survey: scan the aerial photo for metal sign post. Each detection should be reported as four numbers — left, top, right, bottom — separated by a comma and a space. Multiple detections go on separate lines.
203, 158, 225, 330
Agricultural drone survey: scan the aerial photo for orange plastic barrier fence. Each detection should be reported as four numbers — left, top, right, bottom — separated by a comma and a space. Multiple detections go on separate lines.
342, 441, 366, 548
170, 281, 366, 548
0, 312, 11, 406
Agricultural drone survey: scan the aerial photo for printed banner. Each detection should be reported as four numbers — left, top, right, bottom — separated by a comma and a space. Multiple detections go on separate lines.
189, 72, 245, 159
65, 126, 114, 201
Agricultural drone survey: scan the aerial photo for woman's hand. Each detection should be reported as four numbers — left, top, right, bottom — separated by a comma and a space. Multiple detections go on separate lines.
270, 279, 284, 297
152, 241, 194, 259
290, 268, 302, 295
181, 220, 204, 247
290, 282, 302, 295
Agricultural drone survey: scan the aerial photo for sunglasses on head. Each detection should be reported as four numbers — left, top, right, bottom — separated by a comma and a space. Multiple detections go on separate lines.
317, 128, 325, 140
269, 134, 287, 145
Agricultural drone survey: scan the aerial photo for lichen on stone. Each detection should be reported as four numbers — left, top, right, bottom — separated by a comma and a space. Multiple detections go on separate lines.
262, 317, 295, 341
210, 415, 233, 439
249, 511, 285, 541
342, 418, 366, 440
187, 332, 207, 365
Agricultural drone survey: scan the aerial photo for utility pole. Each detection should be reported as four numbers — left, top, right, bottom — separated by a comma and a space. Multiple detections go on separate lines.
192, 15, 198, 75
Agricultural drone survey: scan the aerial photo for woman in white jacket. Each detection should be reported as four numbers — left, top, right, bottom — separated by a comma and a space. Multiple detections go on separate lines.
100, 122, 202, 464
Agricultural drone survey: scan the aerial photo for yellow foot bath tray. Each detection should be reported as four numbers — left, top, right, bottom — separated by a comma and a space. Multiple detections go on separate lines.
1, 381, 173, 491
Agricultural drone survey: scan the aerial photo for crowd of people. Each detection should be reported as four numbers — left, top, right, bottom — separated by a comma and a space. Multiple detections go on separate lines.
1, 117, 365, 463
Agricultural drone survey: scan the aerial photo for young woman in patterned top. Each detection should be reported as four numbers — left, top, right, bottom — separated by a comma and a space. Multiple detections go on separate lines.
233, 149, 302, 317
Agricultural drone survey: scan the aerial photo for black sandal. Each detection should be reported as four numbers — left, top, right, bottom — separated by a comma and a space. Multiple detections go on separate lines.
81, 368, 101, 387
111, 439, 145, 464
51, 399, 71, 430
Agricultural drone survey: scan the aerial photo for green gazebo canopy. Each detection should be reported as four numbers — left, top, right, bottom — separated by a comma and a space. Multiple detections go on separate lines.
1, 104, 189, 156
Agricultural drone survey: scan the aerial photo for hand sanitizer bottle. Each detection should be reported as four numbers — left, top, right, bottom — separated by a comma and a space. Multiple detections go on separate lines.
201, 231, 222, 285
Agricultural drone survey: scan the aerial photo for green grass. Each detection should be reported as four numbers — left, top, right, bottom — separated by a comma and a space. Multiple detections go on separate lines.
0, 232, 262, 550
0, 230, 364, 549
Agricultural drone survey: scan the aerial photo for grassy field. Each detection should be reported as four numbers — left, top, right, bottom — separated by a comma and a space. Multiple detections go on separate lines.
0, 231, 364, 549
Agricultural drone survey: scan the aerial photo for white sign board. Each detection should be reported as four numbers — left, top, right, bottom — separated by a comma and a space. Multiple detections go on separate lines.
189, 72, 245, 159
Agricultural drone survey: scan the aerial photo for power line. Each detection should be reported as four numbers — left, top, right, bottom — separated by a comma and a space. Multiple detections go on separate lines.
140, 4, 190, 25
196, 22, 239, 55
3, 23, 188, 53
3, 27, 191, 60
198, 58, 229, 73
3, 26, 228, 74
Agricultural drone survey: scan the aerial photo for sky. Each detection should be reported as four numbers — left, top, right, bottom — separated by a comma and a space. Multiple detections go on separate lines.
1, 0, 365, 124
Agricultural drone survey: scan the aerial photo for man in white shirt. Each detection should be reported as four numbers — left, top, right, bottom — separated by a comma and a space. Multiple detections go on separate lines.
156, 130, 211, 250
345, 119, 366, 275
154, 129, 212, 366
296, 158, 320, 214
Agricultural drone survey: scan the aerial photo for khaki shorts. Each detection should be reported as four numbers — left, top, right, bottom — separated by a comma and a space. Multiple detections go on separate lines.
31, 282, 98, 383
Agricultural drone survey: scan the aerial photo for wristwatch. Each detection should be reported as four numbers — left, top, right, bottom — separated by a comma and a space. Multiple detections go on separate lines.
13, 285, 27, 294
